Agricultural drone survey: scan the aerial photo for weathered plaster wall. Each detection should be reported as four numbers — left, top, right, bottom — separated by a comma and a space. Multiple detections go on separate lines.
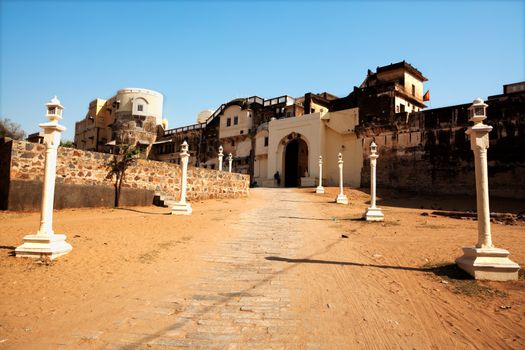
1, 140, 250, 211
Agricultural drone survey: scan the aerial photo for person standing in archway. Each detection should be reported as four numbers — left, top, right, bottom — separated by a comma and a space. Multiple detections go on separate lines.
274, 171, 281, 186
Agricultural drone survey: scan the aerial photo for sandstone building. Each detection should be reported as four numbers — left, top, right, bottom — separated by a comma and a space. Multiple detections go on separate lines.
74, 88, 165, 155
152, 61, 429, 188
72, 62, 525, 198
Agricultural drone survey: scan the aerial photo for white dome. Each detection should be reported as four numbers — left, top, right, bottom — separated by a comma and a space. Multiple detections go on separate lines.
197, 109, 213, 124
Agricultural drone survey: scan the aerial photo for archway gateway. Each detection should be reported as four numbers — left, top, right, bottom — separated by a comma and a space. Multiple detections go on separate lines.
284, 137, 308, 187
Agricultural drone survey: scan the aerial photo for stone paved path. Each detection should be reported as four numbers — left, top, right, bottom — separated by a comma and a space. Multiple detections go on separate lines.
98, 189, 305, 349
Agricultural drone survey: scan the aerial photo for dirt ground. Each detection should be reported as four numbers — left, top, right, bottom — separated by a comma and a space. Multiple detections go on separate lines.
0, 187, 524, 349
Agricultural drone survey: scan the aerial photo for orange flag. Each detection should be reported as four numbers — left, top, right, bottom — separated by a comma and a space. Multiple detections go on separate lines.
423, 90, 430, 101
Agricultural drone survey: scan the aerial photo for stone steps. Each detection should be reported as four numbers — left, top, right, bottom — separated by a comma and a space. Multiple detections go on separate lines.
153, 192, 177, 208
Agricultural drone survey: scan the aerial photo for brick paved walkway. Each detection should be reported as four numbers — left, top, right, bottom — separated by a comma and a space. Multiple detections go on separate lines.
95, 189, 305, 350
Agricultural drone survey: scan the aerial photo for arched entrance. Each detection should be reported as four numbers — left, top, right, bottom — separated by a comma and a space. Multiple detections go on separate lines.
284, 138, 308, 187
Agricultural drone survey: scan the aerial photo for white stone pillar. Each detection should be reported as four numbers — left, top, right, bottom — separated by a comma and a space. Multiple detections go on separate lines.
15, 96, 72, 260
335, 152, 348, 204
364, 141, 384, 221
228, 153, 233, 173
171, 141, 192, 215
456, 98, 519, 281
315, 155, 324, 194
218, 145, 224, 171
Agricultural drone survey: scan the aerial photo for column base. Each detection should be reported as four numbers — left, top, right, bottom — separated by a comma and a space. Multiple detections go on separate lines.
335, 194, 348, 204
456, 246, 520, 281
315, 186, 325, 194
364, 207, 384, 221
171, 201, 192, 215
15, 234, 72, 260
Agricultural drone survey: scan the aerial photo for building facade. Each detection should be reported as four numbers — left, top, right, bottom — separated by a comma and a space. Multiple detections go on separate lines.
152, 61, 428, 187
72, 62, 524, 197
74, 88, 165, 155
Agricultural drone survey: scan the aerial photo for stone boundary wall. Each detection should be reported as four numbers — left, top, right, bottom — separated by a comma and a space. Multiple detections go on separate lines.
359, 112, 525, 199
1, 139, 250, 211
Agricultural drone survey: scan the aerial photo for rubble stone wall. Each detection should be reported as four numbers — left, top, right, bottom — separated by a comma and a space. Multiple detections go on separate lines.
1, 139, 250, 211
359, 106, 525, 199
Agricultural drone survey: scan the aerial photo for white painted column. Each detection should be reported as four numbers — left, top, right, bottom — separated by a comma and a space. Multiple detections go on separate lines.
16, 96, 72, 260
171, 141, 192, 215
218, 145, 223, 171
315, 155, 324, 194
335, 152, 348, 204
474, 146, 492, 247
456, 98, 519, 280
37, 135, 59, 236
180, 142, 189, 204
364, 141, 384, 221
228, 153, 233, 173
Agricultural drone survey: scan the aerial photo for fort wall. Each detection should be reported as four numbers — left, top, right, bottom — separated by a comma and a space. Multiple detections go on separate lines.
1, 139, 250, 211
359, 107, 525, 199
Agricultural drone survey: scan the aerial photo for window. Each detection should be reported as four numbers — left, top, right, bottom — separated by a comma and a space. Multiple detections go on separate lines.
411, 84, 415, 97
226, 118, 231, 127
264, 136, 269, 147
137, 104, 144, 112
400, 104, 405, 113
231, 140, 235, 146
240, 130, 244, 135
234, 116, 238, 125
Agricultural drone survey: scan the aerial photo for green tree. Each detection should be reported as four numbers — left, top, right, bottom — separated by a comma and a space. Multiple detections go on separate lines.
0, 118, 26, 140
106, 145, 140, 207
60, 140, 75, 148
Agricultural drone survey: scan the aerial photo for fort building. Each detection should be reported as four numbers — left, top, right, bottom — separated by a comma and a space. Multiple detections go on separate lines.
74, 88, 165, 156
72, 62, 525, 198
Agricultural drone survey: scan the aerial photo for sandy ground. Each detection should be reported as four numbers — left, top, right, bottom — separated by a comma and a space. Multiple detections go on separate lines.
0, 187, 524, 349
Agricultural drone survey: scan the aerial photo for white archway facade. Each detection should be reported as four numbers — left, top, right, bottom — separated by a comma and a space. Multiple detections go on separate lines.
260, 109, 363, 188
267, 113, 323, 186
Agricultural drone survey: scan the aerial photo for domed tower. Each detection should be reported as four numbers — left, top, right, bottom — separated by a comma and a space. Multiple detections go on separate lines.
197, 109, 213, 124
111, 88, 164, 155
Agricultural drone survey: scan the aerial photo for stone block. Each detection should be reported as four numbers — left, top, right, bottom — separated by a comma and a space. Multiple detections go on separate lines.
15, 233, 72, 260
364, 207, 384, 221
171, 202, 192, 215
456, 246, 520, 281
336, 194, 348, 204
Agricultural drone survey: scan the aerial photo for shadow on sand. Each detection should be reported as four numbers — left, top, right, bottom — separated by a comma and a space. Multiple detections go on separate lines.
278, 216, 357, 221
265, 256, 471, 280
115, 207, 171, 216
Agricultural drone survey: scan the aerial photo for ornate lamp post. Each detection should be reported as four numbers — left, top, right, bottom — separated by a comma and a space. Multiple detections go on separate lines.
456, 98, 519, 280
15, 96, 72, 259
364, 141, 384, 221
218, 145, 224, 171
228, 153, 233, 173
315, 155, 324, 194
171, 141, 192, 215
335, 152, 348, 204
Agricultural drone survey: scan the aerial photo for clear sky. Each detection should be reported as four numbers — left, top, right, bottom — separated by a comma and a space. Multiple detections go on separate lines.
1, 0, 524, 140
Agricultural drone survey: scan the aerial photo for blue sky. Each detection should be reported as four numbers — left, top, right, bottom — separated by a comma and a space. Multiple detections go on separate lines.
1, 0, 524, 140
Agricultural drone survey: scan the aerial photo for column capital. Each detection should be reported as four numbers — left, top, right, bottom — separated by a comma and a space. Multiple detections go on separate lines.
466, 125, 492, 151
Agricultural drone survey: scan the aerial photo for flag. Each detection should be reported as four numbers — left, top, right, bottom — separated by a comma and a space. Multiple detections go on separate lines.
423, 90, 430, 101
